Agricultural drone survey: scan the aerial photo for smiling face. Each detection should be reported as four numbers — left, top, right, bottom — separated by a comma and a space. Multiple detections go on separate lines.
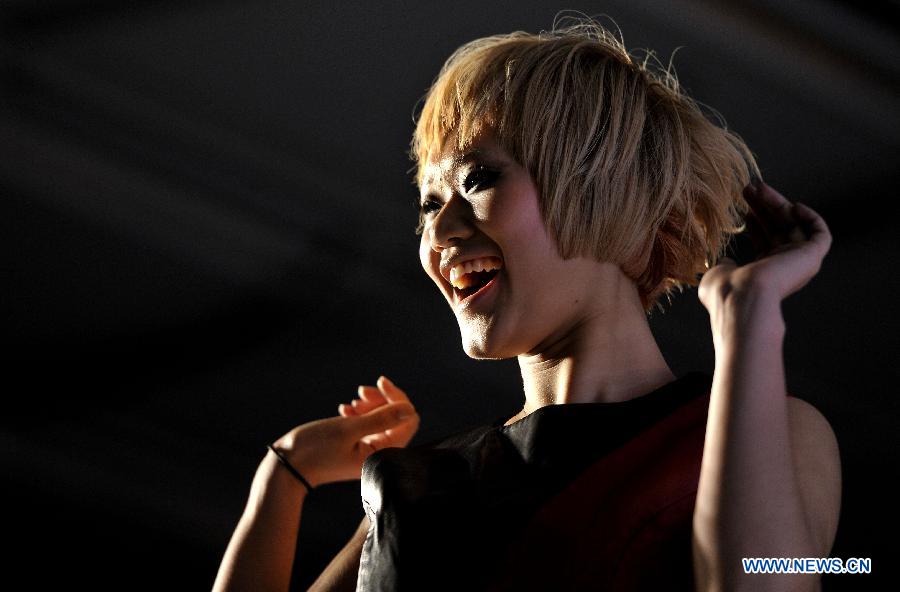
418, 127, 616, 359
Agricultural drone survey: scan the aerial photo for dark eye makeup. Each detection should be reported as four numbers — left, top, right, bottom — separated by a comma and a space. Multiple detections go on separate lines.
415, 164, 500, 234
462, 165, 499, 193
417, 198, 442, 216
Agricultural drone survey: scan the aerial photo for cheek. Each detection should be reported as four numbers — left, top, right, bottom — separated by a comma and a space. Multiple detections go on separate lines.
493, 174, 549, 233
517, 192, 552, 239
497, 187, 555, 265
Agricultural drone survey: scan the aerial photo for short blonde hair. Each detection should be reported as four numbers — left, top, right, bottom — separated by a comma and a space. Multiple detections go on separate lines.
410, 17, 760, 313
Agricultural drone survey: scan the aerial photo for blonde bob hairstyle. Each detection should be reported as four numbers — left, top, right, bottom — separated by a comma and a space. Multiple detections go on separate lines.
410, 17, 761, 314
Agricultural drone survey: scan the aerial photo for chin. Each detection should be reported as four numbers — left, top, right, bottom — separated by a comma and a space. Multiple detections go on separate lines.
458, 323, 518, 360
461, 342, 505, 360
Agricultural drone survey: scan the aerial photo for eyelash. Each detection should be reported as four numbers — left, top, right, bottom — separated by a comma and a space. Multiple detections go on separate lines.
419, 199, 442, 216
463, 166, 496, 193
417, 167, 498, 218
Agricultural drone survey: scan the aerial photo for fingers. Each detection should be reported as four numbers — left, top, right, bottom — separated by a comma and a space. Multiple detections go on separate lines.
746, 181, 796, 226
338, 376, 420, 446
377, 375, 411, 404
360, 385, 387, 404
355, 386, 387, 414
338, 401, 366, 417
793, 201, 833, 256
338, 376, 411, 416
744, 182, 796, 241
338, 385, 388, 417
758, 183, 831, 251
344, 400, 416, 438
377, 377, 419, 447
743, 182, 827, 252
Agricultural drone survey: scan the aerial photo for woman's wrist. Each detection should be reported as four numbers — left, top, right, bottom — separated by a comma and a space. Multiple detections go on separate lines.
710, 285, 786, 350
271, 432, 322, 488
267, 444, 316, 492
244, 450, 309, 517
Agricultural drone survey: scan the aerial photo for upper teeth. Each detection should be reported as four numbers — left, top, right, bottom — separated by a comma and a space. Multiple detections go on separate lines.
449, 256, 503, 289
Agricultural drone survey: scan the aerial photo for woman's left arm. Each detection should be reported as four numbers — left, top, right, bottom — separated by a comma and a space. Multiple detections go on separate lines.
693, 181, 842, 592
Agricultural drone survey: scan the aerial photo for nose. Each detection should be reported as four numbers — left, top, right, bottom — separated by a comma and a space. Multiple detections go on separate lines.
428, 194, 474, 252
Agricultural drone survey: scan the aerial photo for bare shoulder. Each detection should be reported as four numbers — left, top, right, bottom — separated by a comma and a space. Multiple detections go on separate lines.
786, 395, 842, 555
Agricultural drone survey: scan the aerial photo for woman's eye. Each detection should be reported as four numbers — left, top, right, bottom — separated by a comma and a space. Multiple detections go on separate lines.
463, 167, 497, 193
419, 199, 442, 216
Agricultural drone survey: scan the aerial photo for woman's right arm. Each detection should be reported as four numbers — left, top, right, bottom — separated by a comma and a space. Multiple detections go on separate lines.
212, 449, 310, 592
212, 376, 418, 592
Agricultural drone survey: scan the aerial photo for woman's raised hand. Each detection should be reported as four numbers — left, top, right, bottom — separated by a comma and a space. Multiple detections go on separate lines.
271, 376, 419, 488
338, 376, 421, 450
699, 180, 833, 311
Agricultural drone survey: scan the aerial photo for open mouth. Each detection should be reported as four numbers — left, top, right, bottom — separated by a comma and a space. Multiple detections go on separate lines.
447, 255, 503, 307
453, 268, 500, 303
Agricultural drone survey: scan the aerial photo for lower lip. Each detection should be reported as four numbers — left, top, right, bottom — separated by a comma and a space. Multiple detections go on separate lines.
455, 271, 501, 312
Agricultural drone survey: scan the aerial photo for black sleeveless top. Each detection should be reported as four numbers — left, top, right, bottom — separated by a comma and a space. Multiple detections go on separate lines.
355, 371, 714, 591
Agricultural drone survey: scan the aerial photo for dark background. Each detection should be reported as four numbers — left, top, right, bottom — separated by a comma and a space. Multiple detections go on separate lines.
2, 1, 898, 590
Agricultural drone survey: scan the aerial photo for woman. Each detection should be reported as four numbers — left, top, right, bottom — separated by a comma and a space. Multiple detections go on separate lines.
213, 18, 841, 592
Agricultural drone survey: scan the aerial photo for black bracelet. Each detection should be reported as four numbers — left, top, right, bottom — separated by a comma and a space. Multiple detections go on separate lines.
267, 444, 314, 492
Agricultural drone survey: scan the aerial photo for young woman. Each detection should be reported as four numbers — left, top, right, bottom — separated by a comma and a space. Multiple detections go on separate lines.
214, 19, 841, 592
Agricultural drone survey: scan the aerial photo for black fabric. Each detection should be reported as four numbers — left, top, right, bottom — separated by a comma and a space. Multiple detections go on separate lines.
355, 371, 713, 591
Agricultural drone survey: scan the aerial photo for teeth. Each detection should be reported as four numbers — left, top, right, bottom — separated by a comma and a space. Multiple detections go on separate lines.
449, 256, 503, 289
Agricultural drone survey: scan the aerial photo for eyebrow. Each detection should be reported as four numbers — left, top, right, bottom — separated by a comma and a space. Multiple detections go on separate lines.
452, 148, 501, 167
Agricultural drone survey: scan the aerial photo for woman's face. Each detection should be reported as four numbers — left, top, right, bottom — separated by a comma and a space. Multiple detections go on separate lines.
418, 128, 609, 359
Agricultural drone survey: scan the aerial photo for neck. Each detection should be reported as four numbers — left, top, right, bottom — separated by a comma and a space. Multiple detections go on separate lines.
510, 272, 675, 425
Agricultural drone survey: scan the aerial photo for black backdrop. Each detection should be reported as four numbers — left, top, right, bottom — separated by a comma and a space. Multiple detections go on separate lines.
3, 1, 898, 590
